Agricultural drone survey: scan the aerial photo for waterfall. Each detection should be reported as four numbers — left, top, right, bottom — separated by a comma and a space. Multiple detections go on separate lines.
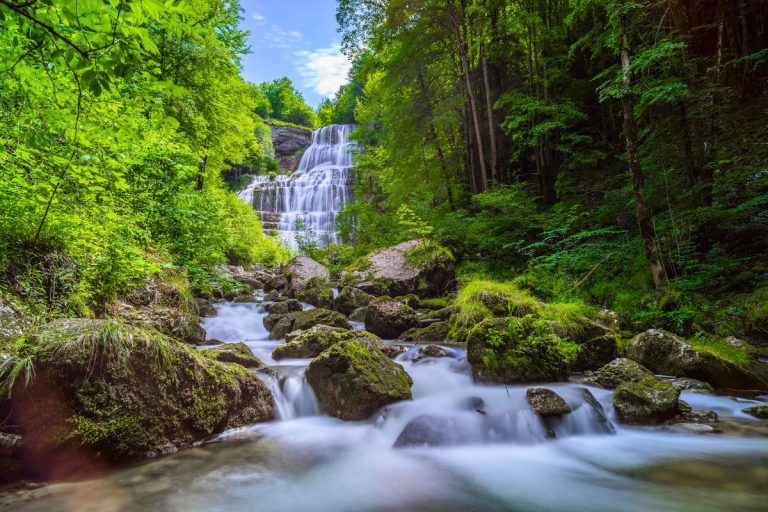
242, 124, 355, 248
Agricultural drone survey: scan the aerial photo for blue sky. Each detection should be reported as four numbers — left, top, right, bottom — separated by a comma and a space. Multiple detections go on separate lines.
239, 0, 351, 107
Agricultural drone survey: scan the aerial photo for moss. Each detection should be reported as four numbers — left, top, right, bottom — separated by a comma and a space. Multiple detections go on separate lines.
404, 240, 454, 268
452, 280, 540, 332
537, 301, 598, 340
419, 296, 452, 309
688, 333, 754, 369
613, 377, 680, 424
71, 415, 148, 453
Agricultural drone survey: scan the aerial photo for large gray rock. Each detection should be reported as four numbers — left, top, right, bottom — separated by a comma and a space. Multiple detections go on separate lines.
284, 256, 331, 299
526, 388, 572, 416
306, 337, 413, 420
400, 321, 450, 343
365, 296, 419, 339
8, 319, 274, 478
627, 329, 766, 390
272, 325, 348, 360
200, 342, 271, 372
345, 240, 456, 298
264, 299, 303, 315
335, 287, 374, 315
271, 125, 312, 172
613, 377, 680, 424
265, 308, 351, 340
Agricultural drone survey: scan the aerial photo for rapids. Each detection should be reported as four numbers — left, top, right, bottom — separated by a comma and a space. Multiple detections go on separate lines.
6, 294, 768, 512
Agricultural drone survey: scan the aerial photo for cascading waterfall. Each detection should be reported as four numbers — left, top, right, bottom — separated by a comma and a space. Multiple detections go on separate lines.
241, 124, 355, 248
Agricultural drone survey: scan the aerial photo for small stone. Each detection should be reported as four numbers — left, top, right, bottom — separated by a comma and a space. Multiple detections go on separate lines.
526, 388, 572, 416
743, 405, 768, 419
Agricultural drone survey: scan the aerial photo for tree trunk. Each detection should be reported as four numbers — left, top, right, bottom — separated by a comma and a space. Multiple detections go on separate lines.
619, 7, 667, 291
481, 44, 499, 183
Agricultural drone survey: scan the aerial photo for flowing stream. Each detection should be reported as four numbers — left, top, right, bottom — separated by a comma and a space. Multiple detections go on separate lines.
239, 124, 354, 248
7, 293, 768, 512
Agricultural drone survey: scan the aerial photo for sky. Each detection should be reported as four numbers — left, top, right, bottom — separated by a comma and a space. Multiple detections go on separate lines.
239, 0, 351, 108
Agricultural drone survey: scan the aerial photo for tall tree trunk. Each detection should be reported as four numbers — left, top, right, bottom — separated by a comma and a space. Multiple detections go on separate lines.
418, 72, 456, 210
619, 7, 668, 291
481, 43, 499, 183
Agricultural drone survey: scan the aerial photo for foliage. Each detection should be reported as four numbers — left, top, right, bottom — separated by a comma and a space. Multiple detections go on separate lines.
257, 77, 319, 128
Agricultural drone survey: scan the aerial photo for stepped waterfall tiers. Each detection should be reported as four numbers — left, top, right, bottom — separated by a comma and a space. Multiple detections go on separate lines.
240, 124, 355, 247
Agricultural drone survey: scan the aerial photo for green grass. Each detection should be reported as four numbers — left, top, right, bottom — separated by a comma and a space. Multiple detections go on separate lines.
453, 280, 539, 329
538, 301, 596, 338
404, 240, 454, 268
688, 333, 754, 369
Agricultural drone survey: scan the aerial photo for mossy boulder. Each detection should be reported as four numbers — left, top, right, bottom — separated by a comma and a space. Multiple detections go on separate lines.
306, 337, 413, 420
573, 335, 620, 371
284, 256, 330, 297
272, 325, 348, 360
265, 308, 351, 340
400, 321, 450, 343
593, 358, 654, 389
466, 316, 578, 384
199, 342, 271, 372
7, 319, 274, 478
627, 329, 766, 389
295, 278, 335, 309
0, 293, 32, 350
410, 344, 453, 362
613, 377, 680, 424
350, 307, 367, 322
344, 240, 456, 298
365, 296, 419, 339
335, 287, 375, 315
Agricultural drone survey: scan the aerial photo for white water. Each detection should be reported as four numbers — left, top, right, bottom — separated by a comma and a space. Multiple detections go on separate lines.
10, 298, 768, 511
239, 125, 355, 248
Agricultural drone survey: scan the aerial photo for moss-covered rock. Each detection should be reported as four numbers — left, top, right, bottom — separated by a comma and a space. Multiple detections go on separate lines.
466, 316, 578, 384
265, 308, 351, 340
349, 307, 367, 322
573, 335, 620, 371
365, 296, 419, 339
272, 325, 348, 360
613, 377, 680, 424
295, 278, 335, 309
306, 337, 413, 420
593, 358, 654, 389
6, 319, 273, 477
334, 287, 375, 315
627, 329, 766, 389
284, 256, 330, 297
199, 342, 271, 372
343, 240, 456, 298
264, 299, 303, 315
399, 321, 450, 343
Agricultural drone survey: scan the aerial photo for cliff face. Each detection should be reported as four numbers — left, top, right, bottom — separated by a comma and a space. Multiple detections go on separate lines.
271, 125, 312, 173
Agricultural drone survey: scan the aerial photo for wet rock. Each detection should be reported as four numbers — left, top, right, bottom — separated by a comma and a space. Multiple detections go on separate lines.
677, 401, 718, 423
200, 342, 271, 372
393, 415, 466, 448
233, 294, 256, 303
671, 377, 715, 394
295, 281, 334, 309
577, 388, 615, 432
410, 344, 452, 362
399, 321, 450, 344
265, 274, 288, 292
306, 337, 412, 420
349, 307, 367, 323
422, 305, 459, 322
264, 299, 303, 315
365, 296, 419, 339
466, 316, 574, 384
573, 335, 619, 371
462, 396, 486, 414
395, 294, 420, 309
613, 377, 680, 424
271, 124, 312, 172
743, 405, 768, 419
593, 358, 654, 389
344, 240, 456, 298
194, 298, 216, 317
334, 287, 375, 315
627, 329, 766, 390
526, 388, 572, 416
272, 325, 348, 360
9, 319, 274, 477
284, 256, 330, 296
264, 290, 281, 301
266, 308, 351, 340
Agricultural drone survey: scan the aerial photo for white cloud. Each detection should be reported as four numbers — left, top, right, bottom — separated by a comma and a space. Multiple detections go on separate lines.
251, 11, 266, 23
295, 44, 352, 97
253, 24, 305, 50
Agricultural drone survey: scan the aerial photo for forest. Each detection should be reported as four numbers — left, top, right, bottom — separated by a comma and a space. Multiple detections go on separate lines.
1, 1, 768, 510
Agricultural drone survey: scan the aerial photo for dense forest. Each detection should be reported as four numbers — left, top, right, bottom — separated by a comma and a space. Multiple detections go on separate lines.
312, 0, 768, 340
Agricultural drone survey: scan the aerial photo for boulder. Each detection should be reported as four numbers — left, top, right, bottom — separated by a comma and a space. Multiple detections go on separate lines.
264, 299, 303, 315
466, 316, 576, 384
365, 296, 419, 339
335, 287, 374, 315
295, 280, 334, 309
743, 405, 768, 419
613, 377, 680, 424
627, 329, 766, 389
266, 308, 351, 340
272, 325, 348, 360
399, 321, 450, 343
671, 377, 715, 394
264, 290, 281, 301
8, 319, 273, 478
265, 274, 288, 292
200, 342, 271, 372
593, 358, 654, 389
349, 307, 367, 323
573, 335, 619, 371
526, 388, 572, 416
228, 263, 279, 289
194, 298, 216, 317
422, 305, 459, 322
270, 125, 312, 172
233, 294, 256, 303
284, 256, 330, 297
345, 240, 456, 298
410, 344, 452, 362
306, 337, 412, 420
0, 294, 32, 347
393, 415, 466, 448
